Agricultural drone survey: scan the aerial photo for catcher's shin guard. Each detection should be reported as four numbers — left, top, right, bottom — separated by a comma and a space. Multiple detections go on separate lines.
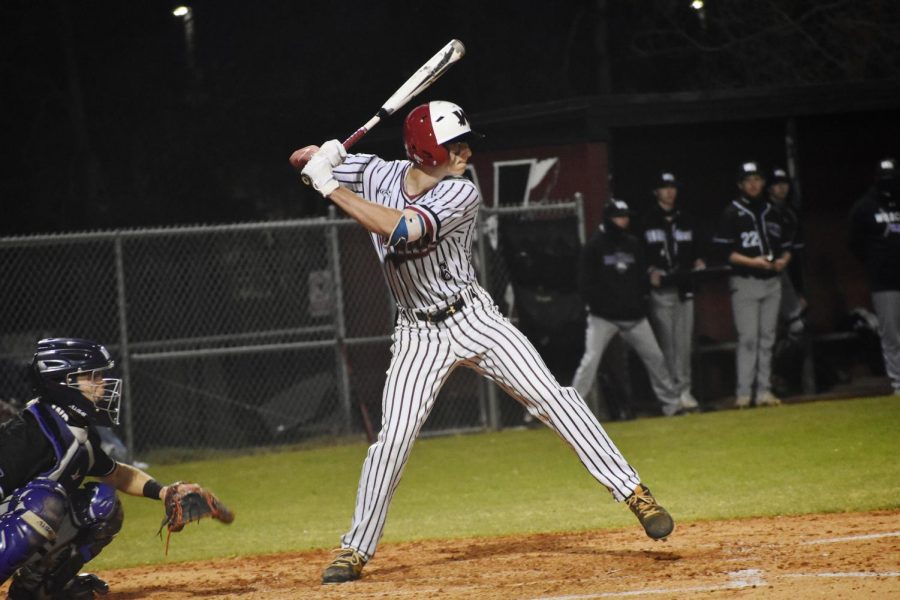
9, 483, 123, 596
0, 479, 68, 583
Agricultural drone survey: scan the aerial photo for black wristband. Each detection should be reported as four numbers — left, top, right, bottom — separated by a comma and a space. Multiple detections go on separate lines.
143, 479, 164, 500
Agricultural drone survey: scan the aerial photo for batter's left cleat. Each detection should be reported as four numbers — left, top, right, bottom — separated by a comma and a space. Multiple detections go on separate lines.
322, 548, 367, 584
626, 484, 674, 540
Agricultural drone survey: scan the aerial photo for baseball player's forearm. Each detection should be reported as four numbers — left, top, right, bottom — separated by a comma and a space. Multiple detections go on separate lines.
729, 251, 772, 271
101, 462, 162, 499
329, 187, 402, 237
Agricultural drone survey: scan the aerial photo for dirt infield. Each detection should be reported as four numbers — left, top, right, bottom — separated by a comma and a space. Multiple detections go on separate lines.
5, 510, 898, 598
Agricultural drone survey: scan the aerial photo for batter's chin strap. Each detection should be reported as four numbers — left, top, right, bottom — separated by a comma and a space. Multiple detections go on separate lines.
388, 209, 426, 249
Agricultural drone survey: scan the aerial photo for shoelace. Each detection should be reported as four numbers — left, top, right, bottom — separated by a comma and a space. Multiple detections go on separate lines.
627, 492, 664, 519
331, 549, 364, 568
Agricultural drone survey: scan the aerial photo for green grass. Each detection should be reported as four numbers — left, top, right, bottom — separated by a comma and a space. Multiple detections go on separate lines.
93, 395, 899, 569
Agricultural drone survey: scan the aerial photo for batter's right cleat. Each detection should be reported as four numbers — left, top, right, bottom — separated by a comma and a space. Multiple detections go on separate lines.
734, 395, 752, 409
626, 484, 674, 540
322, 548, 367, 584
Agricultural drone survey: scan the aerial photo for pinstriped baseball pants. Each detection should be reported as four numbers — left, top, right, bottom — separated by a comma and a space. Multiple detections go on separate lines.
340, 284, 642, 560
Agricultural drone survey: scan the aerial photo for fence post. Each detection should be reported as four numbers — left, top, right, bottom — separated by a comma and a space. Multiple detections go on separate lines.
476, 206, 501, 431
328, 206, 354, 433
574, 192, 587, 245
113, 234, 135, 461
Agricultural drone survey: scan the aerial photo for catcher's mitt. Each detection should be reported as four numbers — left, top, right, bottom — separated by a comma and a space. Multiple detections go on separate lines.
159, 482, 234, 553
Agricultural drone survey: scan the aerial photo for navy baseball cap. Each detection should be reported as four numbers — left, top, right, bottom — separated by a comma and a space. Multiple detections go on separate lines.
654, 171, 680, 189
605, 198, 632, 217
737, 161, 763, 182
769, 167, 790, 185
877, 157, 896, 180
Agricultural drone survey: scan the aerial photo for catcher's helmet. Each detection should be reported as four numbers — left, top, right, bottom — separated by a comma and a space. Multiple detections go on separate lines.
403, 101, 482, 167
31, 338, 122, 426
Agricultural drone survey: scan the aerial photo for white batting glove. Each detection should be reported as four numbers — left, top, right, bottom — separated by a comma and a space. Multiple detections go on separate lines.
317, 139, 347, 167
301, 154, 339, 197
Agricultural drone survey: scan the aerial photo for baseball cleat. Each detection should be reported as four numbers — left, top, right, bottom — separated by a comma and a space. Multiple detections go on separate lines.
63, 573, 110, 598
322, 548, 367, 584
626, 484, 674, 540
756, 391, 782, 406
679, 390, 700, 411
734, 395, 752, 409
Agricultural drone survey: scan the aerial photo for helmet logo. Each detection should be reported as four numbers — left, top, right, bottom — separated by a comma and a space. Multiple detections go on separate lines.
453, 110, 468, 126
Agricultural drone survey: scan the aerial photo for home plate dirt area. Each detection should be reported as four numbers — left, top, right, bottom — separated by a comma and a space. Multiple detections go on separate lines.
47, 510, 900, 598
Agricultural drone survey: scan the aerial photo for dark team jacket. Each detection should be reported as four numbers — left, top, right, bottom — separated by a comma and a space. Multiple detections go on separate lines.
579, 223, 648, 321
639, 202, 703, 298
712, 196, 789, 279
769, 202, 806, 294
0, 399, 115, 501
848, 186, 900, 291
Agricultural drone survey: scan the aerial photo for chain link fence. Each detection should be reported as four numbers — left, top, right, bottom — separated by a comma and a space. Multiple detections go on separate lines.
0, 198, 585, 458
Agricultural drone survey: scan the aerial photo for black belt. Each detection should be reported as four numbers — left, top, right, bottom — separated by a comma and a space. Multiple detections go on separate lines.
413, 298, 466, 323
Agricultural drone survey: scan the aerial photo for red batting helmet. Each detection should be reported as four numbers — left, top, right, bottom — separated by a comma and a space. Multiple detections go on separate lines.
403, 101, 483, 167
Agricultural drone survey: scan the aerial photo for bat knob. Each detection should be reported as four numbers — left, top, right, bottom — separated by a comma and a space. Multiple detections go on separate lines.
289, 145, 319, 173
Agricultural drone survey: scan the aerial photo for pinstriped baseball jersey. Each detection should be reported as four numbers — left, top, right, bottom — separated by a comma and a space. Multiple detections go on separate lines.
333, 154, 478, 310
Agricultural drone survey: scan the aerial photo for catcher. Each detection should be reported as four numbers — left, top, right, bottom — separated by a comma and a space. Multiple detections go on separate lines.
0, 338, 234, 599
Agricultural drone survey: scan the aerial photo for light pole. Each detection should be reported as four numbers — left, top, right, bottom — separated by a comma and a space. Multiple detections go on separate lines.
172, 6, 199, 97
690, 0, 708, 31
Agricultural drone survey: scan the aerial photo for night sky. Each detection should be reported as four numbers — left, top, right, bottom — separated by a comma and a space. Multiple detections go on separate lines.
3, 0, 899, 234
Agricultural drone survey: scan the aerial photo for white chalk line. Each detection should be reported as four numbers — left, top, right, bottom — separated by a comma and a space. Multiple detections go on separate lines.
529, 568, 900, 599
783, 571, 900, 579
800, 531, 900, 545
527, 530, 900, 599
528, 569, 766, 599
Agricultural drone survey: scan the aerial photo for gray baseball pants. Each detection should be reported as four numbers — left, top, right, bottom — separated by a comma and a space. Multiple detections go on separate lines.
871, 290, 900, 394
572, 315, 682, 416
730, 275, 781, 398
648, 289, 694, 396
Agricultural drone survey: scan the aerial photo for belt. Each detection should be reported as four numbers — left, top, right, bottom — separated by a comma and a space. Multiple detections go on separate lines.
413, 297, 466, 323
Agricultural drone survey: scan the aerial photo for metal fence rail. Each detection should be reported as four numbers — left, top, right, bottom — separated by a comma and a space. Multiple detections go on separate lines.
0, 198, 584, 458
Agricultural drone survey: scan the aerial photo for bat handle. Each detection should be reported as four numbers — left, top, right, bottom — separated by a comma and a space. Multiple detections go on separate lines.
301, 111, 386, 186
342, 127, 369, 150
343, 110, 387, 150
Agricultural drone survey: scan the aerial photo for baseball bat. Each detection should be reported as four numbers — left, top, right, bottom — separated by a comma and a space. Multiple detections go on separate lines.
293, 39, 466, 182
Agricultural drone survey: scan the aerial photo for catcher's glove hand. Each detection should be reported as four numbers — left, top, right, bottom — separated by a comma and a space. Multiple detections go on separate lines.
159, 481, 235, 553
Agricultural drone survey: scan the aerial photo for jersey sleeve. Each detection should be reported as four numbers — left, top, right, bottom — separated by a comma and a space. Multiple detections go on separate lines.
332, 154, 380, 196
412, 178, 480, 241
711, 206, 737, 264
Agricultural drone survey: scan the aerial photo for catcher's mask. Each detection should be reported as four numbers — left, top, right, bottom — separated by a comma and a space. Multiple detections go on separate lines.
31, 338, 122, 426
403, 101, 483, 167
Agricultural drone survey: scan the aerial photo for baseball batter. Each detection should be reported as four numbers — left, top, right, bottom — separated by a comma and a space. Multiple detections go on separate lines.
296, 101, 674, 584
